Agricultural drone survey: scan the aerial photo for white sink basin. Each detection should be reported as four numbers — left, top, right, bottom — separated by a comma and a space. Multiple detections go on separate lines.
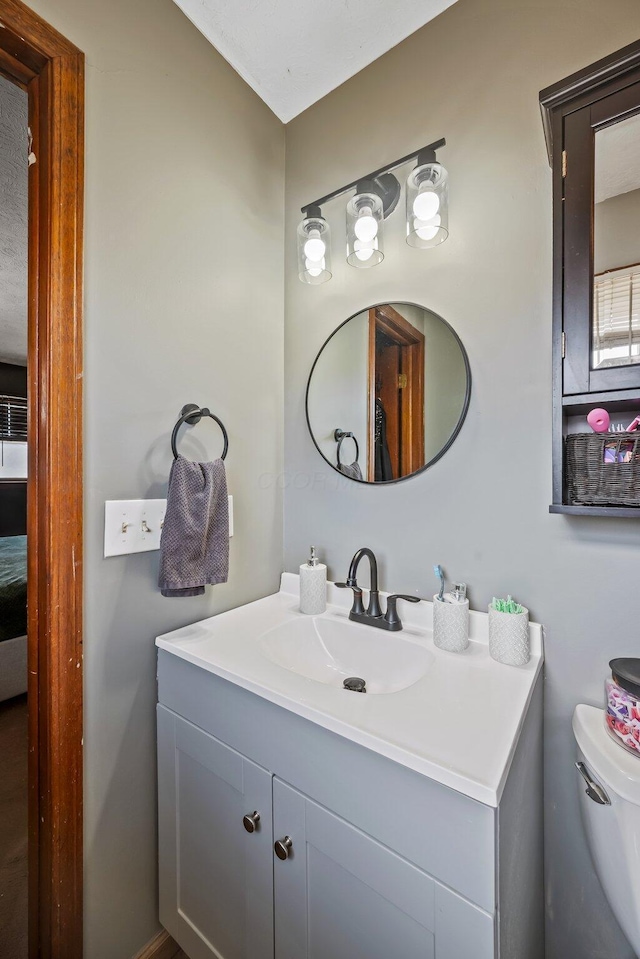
259, 616, 432, 694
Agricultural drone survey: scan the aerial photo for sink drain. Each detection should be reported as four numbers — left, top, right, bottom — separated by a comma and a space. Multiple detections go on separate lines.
343, 677, 367, 693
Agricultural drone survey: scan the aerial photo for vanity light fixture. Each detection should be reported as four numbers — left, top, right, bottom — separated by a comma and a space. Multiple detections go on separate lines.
298, 138, 446, 284
406, 146, 449, 248
297, 205, 332, 285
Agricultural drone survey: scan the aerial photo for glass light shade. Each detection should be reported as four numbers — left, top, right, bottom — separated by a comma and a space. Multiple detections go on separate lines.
346, 192, 384, 268
297, 214, 332, 285
406, 161, 449, 249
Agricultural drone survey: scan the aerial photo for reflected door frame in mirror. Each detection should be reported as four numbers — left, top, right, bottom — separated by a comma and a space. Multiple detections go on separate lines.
541, 40, 640, 514
366, 305, 425, 481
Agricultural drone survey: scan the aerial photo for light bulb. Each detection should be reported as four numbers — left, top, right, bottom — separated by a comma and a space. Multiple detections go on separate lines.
413, 189, 440, 221
298, 213, 331, 283
305, 257, 325, 277
304, 229, 326, 261
414, 214, 441, 241
353, 240, 374, 262
354, 209, 378, 243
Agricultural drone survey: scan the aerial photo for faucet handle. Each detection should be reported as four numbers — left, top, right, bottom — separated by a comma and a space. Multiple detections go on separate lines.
335, 582, 365, 616
384, 594, 420, 629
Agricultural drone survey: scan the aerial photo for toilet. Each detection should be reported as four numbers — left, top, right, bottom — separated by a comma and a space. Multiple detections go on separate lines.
573, 703, 640, 955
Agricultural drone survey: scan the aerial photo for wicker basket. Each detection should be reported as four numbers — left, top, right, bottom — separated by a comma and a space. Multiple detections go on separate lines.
565, 432, 640, 506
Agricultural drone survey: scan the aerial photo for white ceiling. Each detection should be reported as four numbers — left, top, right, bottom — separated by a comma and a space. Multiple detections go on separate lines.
595, 112, 640, 203
0, 74, 28, 367
172, 0, 459, 123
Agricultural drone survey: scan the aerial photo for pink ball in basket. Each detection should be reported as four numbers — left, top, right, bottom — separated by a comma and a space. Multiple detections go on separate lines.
587, 408, 610, 433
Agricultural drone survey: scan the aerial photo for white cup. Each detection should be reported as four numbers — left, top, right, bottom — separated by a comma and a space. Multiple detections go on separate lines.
433, 595, 469, 653
488, 606, 530, 666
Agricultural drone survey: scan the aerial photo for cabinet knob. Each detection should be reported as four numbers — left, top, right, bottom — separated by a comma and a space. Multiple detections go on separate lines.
242, 811, 261, 833
274, 836, 293, 860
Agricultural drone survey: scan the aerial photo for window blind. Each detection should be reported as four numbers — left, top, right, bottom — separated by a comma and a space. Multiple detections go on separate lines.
593, 267, 640, 359
0, 394, 28, 441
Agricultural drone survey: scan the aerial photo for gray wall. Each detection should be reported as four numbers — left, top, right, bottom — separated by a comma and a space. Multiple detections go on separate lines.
23, 0, 284, 956
283, 2, 640, 958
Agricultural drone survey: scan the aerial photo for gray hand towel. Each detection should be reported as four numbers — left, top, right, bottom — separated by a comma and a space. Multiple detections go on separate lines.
159, 455, 229, 597
338, 461, 363, 480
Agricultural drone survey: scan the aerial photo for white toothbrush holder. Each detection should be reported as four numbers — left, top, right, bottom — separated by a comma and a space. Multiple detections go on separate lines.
488, 606, 530, 666
433, 595, 469, 653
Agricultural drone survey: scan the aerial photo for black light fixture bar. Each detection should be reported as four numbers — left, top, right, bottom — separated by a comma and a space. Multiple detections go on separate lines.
301, 137, 446, 215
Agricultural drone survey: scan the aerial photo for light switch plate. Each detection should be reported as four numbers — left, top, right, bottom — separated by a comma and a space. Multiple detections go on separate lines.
104, 496, 233, 557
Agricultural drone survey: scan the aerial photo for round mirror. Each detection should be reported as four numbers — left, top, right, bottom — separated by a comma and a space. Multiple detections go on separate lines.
306, 303, 471, 483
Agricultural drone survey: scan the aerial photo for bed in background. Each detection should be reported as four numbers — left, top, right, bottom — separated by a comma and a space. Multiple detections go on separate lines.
0, 533, 27, 702
0, 379, 29, 700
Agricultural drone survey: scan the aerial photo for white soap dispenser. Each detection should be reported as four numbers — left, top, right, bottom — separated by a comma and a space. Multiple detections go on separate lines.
299, 546, 327, 615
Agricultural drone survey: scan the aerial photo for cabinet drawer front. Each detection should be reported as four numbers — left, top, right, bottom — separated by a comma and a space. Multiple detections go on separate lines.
158, 706, 274, 959
273, 778, 493, 959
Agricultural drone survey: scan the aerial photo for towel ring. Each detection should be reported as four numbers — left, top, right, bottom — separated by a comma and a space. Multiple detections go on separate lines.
171, 404, 229, 460
334, 429, 359, 469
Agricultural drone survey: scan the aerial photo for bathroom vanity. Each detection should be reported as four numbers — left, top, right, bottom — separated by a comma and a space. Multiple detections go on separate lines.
156, 575, 544, 959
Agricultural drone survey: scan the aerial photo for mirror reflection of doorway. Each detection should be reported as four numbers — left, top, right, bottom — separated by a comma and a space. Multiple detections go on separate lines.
368, 306, 425, 481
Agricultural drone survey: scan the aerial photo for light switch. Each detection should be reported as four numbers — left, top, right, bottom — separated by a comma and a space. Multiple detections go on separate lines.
104, 496, 234, 557
104, 499, 166, 557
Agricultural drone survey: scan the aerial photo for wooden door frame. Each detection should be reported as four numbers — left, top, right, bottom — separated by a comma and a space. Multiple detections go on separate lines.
367, 306, 425, 481
0, 2, 84, 956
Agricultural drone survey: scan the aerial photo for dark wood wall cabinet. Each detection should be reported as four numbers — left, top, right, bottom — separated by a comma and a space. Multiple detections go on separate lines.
541, 39, 640, 516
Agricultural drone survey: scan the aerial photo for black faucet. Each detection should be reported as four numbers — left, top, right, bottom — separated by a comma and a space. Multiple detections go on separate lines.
336, 547, 420, 632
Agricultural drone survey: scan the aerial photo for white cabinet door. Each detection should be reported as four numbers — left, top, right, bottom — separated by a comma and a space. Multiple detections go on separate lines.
158, 706, 273, 959
273, 777, 495, 959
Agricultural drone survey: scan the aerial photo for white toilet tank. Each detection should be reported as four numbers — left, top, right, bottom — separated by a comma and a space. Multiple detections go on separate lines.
573, 703, 640, 956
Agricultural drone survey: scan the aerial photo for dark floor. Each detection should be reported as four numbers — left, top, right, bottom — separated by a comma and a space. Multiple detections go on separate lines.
0, 694, 28, 958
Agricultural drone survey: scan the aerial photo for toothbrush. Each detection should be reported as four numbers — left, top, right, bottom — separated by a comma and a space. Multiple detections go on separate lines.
434, 565, 445, 602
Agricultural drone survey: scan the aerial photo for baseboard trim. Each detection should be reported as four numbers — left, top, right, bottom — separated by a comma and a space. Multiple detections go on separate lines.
132, 928, 184, 959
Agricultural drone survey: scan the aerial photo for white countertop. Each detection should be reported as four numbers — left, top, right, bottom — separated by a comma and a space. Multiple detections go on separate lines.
156, 574, 543, 806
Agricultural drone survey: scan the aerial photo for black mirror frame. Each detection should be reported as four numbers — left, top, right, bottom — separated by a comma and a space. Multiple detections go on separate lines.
305, 301, 472, 485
